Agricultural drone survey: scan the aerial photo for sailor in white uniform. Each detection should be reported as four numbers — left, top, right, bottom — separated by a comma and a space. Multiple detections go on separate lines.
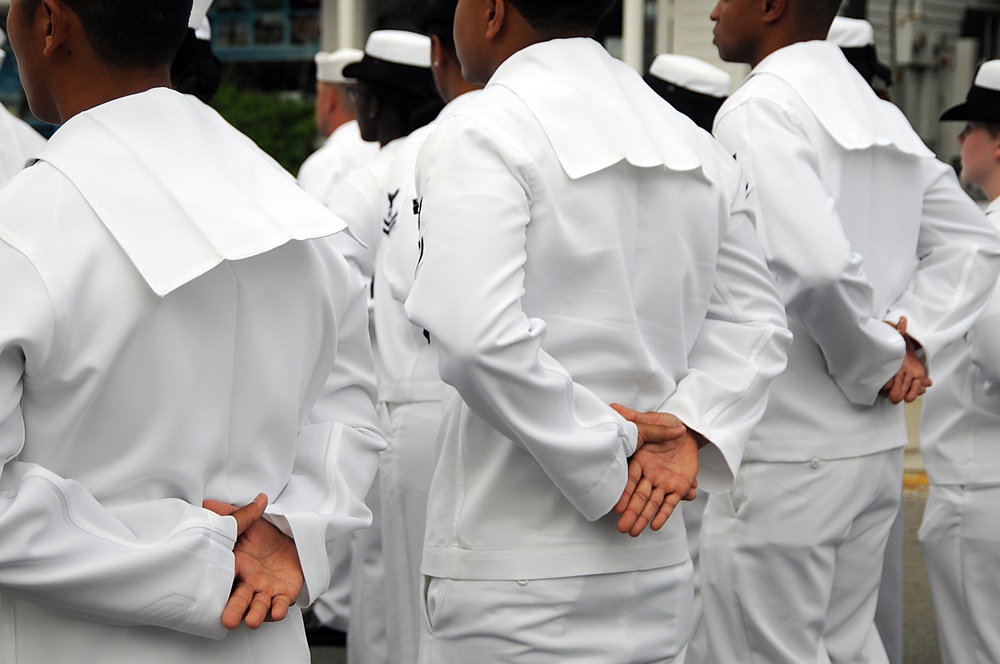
0, 0, 385, 662
297, 48, 379, 206
919, 59, 1000, 664
701, 0, 1000, 662
373, 2, 482, 662
405, 1, 791, 662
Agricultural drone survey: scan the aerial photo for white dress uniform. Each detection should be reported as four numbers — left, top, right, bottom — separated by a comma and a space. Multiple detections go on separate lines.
702, 40, 1000, 664
298, 120, 379, 205
643, 53, 732, 664
919, 198, 1000, 664
373, 89, 480, 664
0, 88, 385, 663
327, 140, 404, 287
405, 38, 791, 664
326, 143, 402, 664
299, 119, 378, 637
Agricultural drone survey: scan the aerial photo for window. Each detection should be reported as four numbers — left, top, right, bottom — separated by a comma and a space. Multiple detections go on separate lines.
211, 0, 321, 61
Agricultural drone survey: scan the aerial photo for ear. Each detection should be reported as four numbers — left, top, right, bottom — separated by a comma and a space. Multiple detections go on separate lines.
486, 0, 504, 41
430, 34, 447, 67
761, 0, 786, 24
322, 85, 338, 114
38, 0, 70, 57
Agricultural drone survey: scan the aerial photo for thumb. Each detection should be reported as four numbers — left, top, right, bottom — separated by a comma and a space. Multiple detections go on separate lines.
229, 493, 268, 536
610, 403, 638, 421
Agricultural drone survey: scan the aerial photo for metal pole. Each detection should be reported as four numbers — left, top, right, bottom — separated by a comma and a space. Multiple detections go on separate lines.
654, 0, 671, 54
622, 0, 646, 71
337, 0, 358, 48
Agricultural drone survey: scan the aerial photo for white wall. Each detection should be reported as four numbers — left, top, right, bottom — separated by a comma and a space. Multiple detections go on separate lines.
670, 0, 750, 85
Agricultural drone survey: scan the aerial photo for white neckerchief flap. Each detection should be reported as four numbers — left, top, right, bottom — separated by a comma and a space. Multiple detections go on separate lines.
747, 40, 931, 157
489, 38, 705, 180
34, 88, 349, 296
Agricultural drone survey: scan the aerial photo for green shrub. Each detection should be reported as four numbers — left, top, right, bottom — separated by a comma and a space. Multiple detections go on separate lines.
211, 79, 317, 174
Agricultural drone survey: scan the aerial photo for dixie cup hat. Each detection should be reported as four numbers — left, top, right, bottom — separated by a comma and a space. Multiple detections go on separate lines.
940, 60, 1000, 123
315, 48, 365, 84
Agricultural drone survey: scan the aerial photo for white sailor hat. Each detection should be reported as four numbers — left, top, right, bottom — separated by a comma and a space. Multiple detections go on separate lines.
644, 54, 731, 130
189, 0, 214, 30
647, 54, 731, 98
315, 48, 365, 84
941, 60, 1000, 123
827, 16, 875, 48
343, 30, 432, 95
827, 17, 892, 87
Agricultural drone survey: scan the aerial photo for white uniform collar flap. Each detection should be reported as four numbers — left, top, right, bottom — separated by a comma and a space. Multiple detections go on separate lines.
749, 41, 932, 157
490, 39, 704, 180
34, 88, 349, 296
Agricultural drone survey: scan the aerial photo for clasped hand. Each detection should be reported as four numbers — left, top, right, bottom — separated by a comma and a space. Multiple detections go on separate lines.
610, 404, 700, 538
203, 494, 304, 630
881, 316, 932, 404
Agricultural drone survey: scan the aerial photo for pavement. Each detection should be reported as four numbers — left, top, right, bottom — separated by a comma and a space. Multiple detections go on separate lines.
311, 405, 945, 664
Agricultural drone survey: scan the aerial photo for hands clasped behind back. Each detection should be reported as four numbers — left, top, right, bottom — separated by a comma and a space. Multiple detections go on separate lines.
610, 404, 700, 538
203, 494, 304, 630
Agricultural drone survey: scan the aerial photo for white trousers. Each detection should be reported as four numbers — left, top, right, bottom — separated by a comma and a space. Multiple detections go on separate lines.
379, 400, 442, 664
918, 483, 1000, 664
348, 458, 388, 664
418, 564, 693, 664
874, 507, 903, 664
699, 450, 902, 664
681, 491, 709, 663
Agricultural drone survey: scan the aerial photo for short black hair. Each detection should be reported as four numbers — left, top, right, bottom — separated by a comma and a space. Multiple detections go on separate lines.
506, 0, 616, 37
979, 121, 1000, 138
25, 0, 192, 69
358, 75, 443, 135
793, 0, 842, 36
412, 0, 457, 52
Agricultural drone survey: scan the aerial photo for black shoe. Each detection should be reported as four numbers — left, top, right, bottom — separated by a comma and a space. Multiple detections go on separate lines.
302, 609, 347, 647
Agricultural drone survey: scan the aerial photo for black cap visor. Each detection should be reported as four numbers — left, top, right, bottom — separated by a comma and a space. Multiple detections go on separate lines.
941, 85, 1000, 122
343, 55, 431, 97
644, 74, 726, 131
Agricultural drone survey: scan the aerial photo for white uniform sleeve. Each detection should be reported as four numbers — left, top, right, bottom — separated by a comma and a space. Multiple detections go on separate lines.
883, 160, 1000, 361
0, 241, 238, 640
381, 164, 421, 304
325, 164, 380, 285
969, 286, 1000, 384
297, 148, 332, 202
265, 256, 385, 606
663, 170, 791, 493
405, 117, 637, 522
714, 99, 905, 405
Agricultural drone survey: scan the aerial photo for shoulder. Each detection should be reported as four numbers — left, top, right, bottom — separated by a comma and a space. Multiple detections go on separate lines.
716, 75, 804, 127
421, 88, 537, 169
0, 161, 83, 232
